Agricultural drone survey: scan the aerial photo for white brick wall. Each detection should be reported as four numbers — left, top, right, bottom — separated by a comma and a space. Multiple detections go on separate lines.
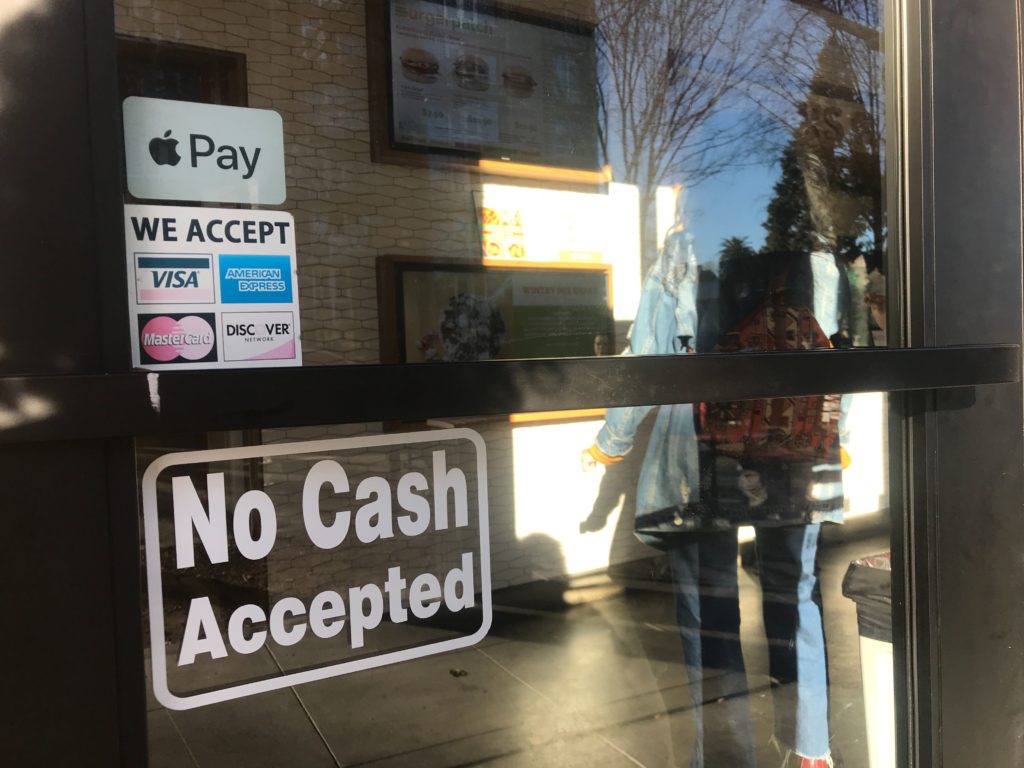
119, 0, 651, 595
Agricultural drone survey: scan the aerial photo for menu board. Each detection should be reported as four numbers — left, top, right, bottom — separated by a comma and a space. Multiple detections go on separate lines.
387, 0, 599, 170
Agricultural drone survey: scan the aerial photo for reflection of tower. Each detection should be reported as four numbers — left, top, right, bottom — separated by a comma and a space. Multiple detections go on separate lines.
797, 32, 882, 268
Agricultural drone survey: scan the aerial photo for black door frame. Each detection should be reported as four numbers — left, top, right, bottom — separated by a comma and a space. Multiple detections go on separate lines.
1, 0, 1021, 765
896, 0, 1024, 763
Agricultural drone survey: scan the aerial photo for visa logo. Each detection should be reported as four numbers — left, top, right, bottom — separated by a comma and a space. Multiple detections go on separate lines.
136, 254, 214, 304
152, 270, 200, 288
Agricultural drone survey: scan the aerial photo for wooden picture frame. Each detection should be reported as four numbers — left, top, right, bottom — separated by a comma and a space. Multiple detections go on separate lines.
117, 37, 250, 207
377, 255, 614, 364
117, 36, 248, 107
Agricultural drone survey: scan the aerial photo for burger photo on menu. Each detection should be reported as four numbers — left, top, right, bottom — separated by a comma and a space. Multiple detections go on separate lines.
399, 47, 440, 84
501, 65, 536, 98
453, 54, 490, 91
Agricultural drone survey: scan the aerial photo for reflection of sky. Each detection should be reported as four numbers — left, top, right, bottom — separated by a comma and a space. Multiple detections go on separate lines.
682, 161, 779, 266
592, 0, 834, 268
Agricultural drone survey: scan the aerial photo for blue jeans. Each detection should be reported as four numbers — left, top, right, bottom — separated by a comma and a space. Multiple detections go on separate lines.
668, 524, 829, 766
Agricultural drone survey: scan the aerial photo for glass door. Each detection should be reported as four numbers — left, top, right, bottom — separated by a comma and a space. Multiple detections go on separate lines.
116, 2, 902, 767
0, 0, 1020, 766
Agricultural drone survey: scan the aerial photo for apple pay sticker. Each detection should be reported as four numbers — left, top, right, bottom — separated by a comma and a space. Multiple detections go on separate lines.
143, 429, 491, 710
123, 96, 286, 205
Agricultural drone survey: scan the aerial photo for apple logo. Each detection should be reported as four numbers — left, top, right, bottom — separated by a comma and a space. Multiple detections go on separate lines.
149, 129, 181, 166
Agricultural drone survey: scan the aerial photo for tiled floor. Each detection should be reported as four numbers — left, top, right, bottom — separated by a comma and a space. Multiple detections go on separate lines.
148, 528, 888, 768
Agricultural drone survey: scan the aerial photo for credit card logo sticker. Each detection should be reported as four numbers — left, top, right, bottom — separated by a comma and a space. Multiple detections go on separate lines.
125, 205, 301, 370
139, 314, 217, 364
219, 255, 293, 303
135, 254, 214, 304
222, 312, 297, 361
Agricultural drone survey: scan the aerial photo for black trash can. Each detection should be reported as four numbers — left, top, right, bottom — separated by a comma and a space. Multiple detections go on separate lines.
842, 552, 894, 768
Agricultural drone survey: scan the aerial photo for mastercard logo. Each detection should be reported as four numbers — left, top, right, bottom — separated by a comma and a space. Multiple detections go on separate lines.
139, 314, 217, 363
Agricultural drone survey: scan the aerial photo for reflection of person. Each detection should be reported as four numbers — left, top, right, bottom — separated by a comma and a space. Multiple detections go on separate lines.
583, 179, 851, 764
593, 332, 612, 356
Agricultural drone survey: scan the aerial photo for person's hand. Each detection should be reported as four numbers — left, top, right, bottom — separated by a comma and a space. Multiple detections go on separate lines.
581, 444, 622, 472
579, 513, 608, 533
840, 446, 852, 469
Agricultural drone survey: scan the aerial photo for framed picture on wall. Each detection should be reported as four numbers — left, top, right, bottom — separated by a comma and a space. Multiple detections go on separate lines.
117, 36, 250, 207
117, 35, 248, 106
377, 256, 614, 363
365, 0, 601, 176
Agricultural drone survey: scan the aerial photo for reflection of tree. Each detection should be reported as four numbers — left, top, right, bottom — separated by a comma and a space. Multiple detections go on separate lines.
763, 144, 816, 253
593, 0, 885, 273
718, 236, 758, 263
595, 0, 768, 267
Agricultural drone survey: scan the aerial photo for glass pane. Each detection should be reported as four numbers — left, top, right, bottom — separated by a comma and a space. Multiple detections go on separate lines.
137, 391, 891, 767
115, 0, 887, 371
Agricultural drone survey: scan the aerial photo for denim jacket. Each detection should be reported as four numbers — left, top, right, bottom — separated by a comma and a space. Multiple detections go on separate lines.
594, 232, 848, 534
